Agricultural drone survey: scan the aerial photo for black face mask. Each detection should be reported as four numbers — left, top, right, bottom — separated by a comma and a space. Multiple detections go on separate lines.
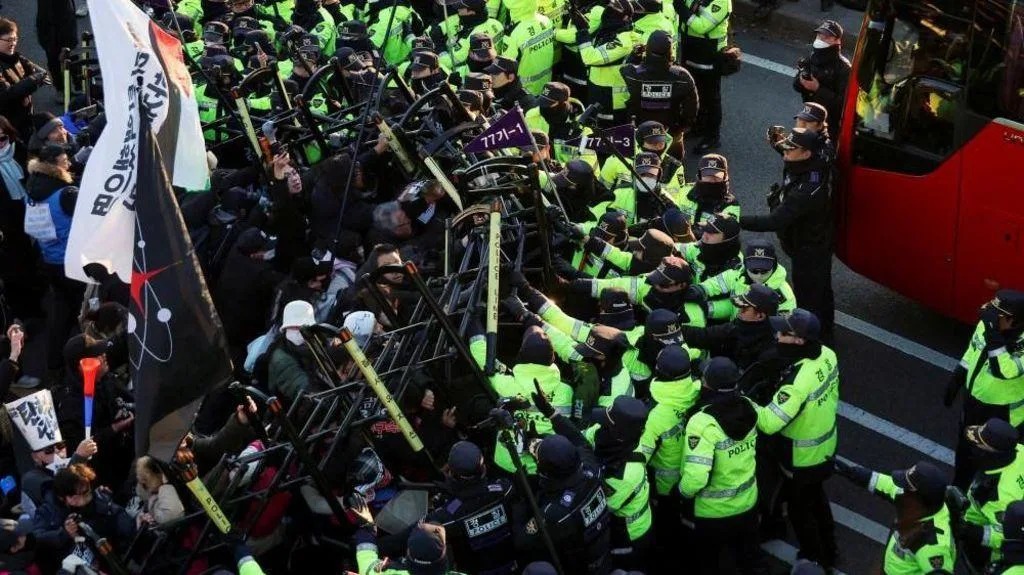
971, 446, 1016, 472
776, 342, 805, 360
467, 58, 491, 73
698, 238, 739, 266
643, 288, 684, 312
540, 105, 570, 126
693, 180, 727, 205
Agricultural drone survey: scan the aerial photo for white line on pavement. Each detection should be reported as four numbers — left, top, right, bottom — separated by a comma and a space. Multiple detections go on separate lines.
830, 502, 891, 545
839, 401, 956, 466
761, 539, 851, 575
835, 311, 959, 372
741, 53, 799, 77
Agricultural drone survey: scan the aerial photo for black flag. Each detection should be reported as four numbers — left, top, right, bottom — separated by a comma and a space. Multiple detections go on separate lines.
129, 113, 233, 461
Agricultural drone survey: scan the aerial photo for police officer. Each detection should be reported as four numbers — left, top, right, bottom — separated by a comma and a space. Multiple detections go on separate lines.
579, 0, 641, 127
591, 227, 675, 276
680, 212, 742, 283
692, 239, 797, 322
680, 357, 767, 575
549, 159, 607, 225
525, 82, 595, 166
502, 0, 556, 94
365, 0, 423, 64
410, 51, 450, 95
631, 0, 677, 41
514, 433, 611, 575
678, 153, 739, 237
599, 152, 677, 227
464, 33, 497, 77
794, 20, 850, 143
640, 345, 699, 565
834, 460, 955, 574
740, 128, 835, 342
679, 0, 731, 152
354, 520, 462, 575
757, 308, 838, 571
426, 441, 517, 574
620, 30, 698, 148
681, 283, 781, 371
554, 0, 601, 104
579, 255, 704, 318
533, 389, 651, 571
599, 120, 685, 192
947, 290, 1024, 488
442, 0, 504, 73
486, 56, 538, 112
989, 501, 1024, 574
161, 12, 205, 60
956, 418, 1024, 569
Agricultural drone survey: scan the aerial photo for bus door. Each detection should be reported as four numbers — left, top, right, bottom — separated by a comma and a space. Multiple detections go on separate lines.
951, 1, 1024, 321
842, 2, 972, 312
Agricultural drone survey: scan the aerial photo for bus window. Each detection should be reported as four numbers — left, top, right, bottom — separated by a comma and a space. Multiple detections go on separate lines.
964, 0, 1024, 123
1004, 9, 1024, 122
852, 0, 971, 174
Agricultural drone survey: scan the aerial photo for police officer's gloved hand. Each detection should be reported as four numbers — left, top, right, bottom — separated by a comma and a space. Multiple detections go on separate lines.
488, 408, 516, 429
956, 522, 984, 547
508, 270, 530, 291
569, 279, 593, 295
980, 306, 1006, 347
502, 296, 529, 321
521, 312, 544, 329
943, 365, 967, 408
521, 285, 548, 313
833, 458, 872, 488
683, 285, 706, 303
584, 236, 607, 255
531, 379, 557, 419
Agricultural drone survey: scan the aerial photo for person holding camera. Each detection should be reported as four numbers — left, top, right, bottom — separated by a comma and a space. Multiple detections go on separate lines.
0, 18, 50, 141
793, 20, 850, 143
944, 289, 1024, 489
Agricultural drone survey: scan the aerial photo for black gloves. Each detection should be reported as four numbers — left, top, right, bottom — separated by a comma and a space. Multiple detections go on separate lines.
507, 270, 530, 291
683, 285, 707, 303
980, 306, 1006, 347
531, 379, 556, 419
569, 279, 593, 295
943, 365, 967, 408
834, 458, 873, 488
502, 296, 528, 321
584, 236, 607, 255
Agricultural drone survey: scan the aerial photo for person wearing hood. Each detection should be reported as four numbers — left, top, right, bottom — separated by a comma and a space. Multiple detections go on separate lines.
756, 308, 838, 571
834, 459, 954, 574
578, 0, 640, 127
690, 239, 796, 321
24, 144, 83, 375
680, 212, 743, 283
501, 0, 555, 95
598, 122, 684, 196
486, 56, 537, 112
639, 345, 699, 566
740, 128, 835, 341
680, 283, 781, 373
946, 290, 1024, 489
512, 431, 610, 575
468, 309, 574, 474
621, 30, 697, 153
793, 20, 850, 142
630, 309, 700, 396
549, 159, 609, 226
215, 227, 285, 366
679, 153, 740, 237
988, 500, 1024, 574
679, 357, 767, 575
416, 441, 517, 574
534, 389, 651, 571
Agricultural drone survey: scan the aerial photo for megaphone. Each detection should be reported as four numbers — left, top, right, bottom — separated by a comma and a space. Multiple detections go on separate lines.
79, 357, 100, 438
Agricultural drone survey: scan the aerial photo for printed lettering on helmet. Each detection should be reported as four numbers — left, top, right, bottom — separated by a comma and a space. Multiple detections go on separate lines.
688, 436, 700, 449
929, 556, 944, 569
525, 518, 538, 534
777, 391, 790, 405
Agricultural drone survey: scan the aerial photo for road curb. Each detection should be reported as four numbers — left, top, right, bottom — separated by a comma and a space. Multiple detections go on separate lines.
732, 0, 863, 44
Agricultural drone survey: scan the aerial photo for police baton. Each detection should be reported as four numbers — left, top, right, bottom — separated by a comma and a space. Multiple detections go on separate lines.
493, 409, 565, 575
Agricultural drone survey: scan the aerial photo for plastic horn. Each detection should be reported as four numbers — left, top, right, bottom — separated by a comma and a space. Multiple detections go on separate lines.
485, 201, 501, 375
338, 328, 425, 453
79, 357, 100, 438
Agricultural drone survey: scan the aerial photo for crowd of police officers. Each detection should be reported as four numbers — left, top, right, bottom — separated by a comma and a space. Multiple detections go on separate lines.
9, 0, 1024, 573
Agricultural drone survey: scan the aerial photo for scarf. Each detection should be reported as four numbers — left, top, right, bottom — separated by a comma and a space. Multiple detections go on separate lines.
0, 143, 26, 200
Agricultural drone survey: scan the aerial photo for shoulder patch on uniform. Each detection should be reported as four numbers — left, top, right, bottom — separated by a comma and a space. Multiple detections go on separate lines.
929, 556, 944, 570
777, 391, 790, 404
488, 483, 504, 492
561, 491, 575, 506
809, 171, 821, 183
711, 4, 722, 12
688, 436, 700, 449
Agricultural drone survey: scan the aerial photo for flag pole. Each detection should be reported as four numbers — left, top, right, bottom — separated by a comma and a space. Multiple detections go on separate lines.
518, 104, 567, 216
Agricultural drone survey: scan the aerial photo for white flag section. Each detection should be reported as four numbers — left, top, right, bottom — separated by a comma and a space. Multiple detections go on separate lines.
65, 0, 208, 283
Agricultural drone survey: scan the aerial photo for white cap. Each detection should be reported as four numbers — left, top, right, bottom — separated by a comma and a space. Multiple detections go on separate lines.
280, 300, 316, 332
343, 311, 377, 349
6, 390, 62, 452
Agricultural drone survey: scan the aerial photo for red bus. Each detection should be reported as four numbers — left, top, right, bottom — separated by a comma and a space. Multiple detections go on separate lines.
835, 0, 1024, 323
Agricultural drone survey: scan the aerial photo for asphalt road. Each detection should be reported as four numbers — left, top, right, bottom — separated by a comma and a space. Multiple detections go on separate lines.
8, 4, 981, 574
